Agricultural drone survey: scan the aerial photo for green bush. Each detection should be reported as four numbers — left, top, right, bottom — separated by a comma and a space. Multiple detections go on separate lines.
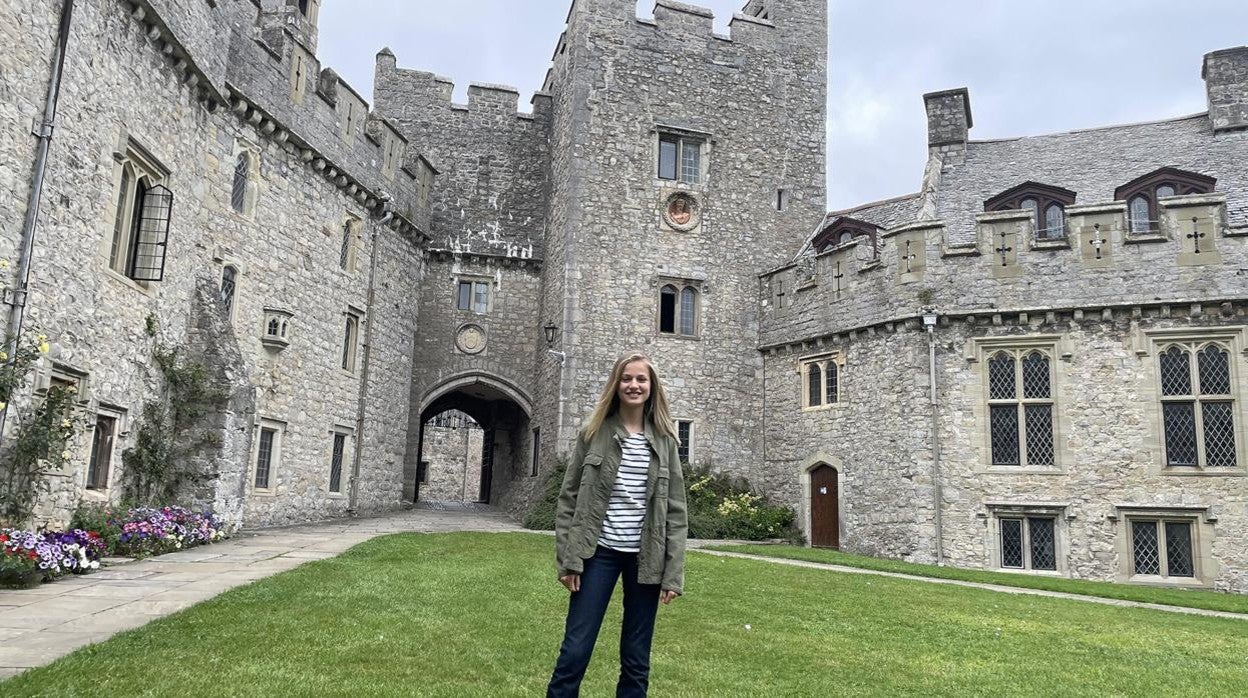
684, 463, 801, 542
523, 457, 567, 530
70, 503, 121, 553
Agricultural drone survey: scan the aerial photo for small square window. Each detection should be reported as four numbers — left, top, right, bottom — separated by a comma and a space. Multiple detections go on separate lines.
1129, 518, 1196, 579
998, 516, 1057, 571
456, 280, 490, 314
657, 134, 703, 185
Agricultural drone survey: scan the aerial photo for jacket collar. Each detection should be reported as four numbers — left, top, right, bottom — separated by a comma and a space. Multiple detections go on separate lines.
605, 413, 660, 451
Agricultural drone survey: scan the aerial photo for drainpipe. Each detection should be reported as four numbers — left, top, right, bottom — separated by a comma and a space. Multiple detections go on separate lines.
924, 311, 944, 565
0, 0, 74, 438
347, 200, 393, 515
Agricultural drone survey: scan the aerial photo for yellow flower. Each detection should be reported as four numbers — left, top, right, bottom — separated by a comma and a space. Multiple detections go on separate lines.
0, 352, 7, 361
38, 342, 50, 354
35, 333, 47, 342
61, 419, 71, 428
0, 259, 10, 269
0, 402, 6, 410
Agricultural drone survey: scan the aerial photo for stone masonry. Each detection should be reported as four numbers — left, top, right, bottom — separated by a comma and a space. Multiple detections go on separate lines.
4, 0, 1248, 594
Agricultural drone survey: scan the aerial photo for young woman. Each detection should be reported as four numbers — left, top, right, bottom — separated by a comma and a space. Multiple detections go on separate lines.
547, 353, 688, 698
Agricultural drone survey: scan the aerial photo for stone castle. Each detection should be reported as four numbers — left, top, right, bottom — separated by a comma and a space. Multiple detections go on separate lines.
3, 0, 1247, 591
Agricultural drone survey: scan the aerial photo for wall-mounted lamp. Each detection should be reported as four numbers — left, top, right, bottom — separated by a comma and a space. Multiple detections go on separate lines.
543, 322, 566, 365
922, 312, 938, 328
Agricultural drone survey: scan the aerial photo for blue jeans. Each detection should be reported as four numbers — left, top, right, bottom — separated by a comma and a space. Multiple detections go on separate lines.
547, 546, 661, 698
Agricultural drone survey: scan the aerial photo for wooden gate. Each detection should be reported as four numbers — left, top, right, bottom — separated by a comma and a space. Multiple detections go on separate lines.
810, 464, 839, 549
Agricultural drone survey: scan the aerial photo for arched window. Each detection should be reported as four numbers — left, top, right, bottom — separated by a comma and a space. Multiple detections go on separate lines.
659, 285, 677, 334
807, 362, 823, 408
825, 362, 839, 405
987, 349, 1055, 467
984, 182, 1076, 242
812, 216, 883, 255
659, 283, 698, 337
1115, 168, 1215, 234
231, 152, 251, 215
838, 231, 853, 245
679, 287, 697, 336
1043, 203, 1065, 240
220, 265, 237, 316
1158, 341, 1236, 469
1129, 195, 1151, 234
267, 317, 280, 336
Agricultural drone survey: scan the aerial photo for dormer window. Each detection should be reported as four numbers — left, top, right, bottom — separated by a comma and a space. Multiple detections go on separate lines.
1114, 167, 1216, 234
984, 182, 1076, 241
812, 216, 880, 256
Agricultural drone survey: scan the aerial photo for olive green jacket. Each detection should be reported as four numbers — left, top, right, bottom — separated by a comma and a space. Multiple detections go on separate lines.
554, 414, 688, 594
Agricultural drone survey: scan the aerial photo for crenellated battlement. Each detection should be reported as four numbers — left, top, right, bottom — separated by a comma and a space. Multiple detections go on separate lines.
761, 195, 1248, 349
374, 53, 552, 126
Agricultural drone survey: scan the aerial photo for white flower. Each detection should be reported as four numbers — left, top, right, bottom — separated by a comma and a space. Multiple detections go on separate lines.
60, 450, 71, 460
61, 419, 71, 428
744, 624, 752, 631
89, 561, 99, 569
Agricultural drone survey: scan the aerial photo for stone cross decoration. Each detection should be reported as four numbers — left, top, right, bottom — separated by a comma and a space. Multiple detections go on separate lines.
1088, 223, 1107, 260
901, 240, 917, 273
775, 280, 785, 309
832, 261, 844, 296
1187, 216, 1206, 254
995, 231, 1013, 267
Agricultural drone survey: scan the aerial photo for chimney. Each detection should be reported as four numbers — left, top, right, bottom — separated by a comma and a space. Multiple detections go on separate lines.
923, 88, 973, 147
1203, 47, 1248, 133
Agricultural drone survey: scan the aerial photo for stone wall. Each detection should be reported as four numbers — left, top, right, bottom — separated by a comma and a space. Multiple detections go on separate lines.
0, 0, 426, 528
419, 413, 485, 502
543, 0, 828, 484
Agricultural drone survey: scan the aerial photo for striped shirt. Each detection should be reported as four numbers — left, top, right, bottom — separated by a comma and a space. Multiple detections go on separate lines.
597, 433, 651, 552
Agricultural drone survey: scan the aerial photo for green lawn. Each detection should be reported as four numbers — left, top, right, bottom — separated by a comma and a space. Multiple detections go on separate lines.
5, 533, 1248, 696
706, 543, 1248, 615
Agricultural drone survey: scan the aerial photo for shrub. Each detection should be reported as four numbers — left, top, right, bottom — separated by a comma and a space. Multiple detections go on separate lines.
524, 457, 567, 530
684, 463, 801, 542
70, 503, 121, 553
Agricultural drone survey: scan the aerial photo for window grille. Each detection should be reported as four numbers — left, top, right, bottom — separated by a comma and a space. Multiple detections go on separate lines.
255, 427, 275, 489
339, 222, 353, 270
677, 421, 691, 463
679, 287, 697, 336
231, 153, 250, 214
1000, 519, 1024, 568
1028, 518, 1056, 571
329, 433, 345, 493
129, 184, 173, 282
807, 363, 822, 408
1159, 342, 1237, 468
658, 135, 702, 184
1131, 519, 1195, 578
220, 266, 237, 316
987, 349, 1055, 466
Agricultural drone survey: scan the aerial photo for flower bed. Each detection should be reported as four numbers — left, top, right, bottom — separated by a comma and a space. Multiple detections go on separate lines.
1, 528, 105, 587
0, 505, 233, 588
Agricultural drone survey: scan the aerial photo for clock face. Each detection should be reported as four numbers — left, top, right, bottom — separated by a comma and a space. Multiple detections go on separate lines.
456, 324, 486, 354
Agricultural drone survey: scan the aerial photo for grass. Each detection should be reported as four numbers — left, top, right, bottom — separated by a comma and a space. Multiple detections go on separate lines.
706, 543, 1248, 615
3, 532, 1248, 696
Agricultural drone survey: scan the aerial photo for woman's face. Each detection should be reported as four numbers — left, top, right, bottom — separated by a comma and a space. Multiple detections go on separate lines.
617, 360, 652, 410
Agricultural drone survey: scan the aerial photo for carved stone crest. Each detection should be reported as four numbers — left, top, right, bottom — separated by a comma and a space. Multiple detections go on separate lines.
661, 192, 701, 232
455, 323, 486, 355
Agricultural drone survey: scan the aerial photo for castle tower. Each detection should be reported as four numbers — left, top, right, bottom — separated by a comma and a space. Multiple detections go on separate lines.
259, 0, 322, 53
539, 0, 829, 477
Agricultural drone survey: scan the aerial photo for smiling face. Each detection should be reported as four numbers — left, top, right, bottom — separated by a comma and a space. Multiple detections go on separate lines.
616, 359, 652, 411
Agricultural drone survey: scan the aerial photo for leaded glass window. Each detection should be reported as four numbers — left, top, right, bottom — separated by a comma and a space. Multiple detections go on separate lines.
999, 516, 1056, 571
1041, 203, 1066, 240
677, 420, 691, 463
657, 134, 703, 184
1129, 195, 1151, 233
220, 265, 237, 316
231, 152, 250, 214
255, 427, 275, 489
1131, 519, 1195, 578
1158, 342, 1237, 469
987, 349, 1055, 466
329, 432, 346, 493
659, 283, 698, 337
339, 221, 353, 270
807, 363, 822, 408
802, 355, 843, 409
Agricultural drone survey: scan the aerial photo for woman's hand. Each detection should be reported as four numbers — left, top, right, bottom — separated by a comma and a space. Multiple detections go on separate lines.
660, 590, 679, 605
559, 573, 580, 593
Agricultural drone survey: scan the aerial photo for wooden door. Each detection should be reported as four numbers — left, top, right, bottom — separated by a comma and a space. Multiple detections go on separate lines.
810, 465, 840, 549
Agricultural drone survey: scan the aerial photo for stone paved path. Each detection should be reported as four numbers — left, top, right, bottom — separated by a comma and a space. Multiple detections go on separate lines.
0, 503, 519, 680
5, 509, 1246, 682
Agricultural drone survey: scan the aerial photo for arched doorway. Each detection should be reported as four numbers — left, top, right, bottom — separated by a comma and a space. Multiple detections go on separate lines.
809, 464, 840, 549
409, 373, 534, 510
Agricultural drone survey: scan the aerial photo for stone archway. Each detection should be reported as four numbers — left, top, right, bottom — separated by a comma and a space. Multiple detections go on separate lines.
408, 373, 535, 512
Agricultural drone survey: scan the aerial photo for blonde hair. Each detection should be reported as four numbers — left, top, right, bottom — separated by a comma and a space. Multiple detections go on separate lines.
582, 352, 677, 442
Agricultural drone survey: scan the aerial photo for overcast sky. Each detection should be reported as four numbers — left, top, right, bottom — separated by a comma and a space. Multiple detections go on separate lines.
318, 1, 1248, 211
